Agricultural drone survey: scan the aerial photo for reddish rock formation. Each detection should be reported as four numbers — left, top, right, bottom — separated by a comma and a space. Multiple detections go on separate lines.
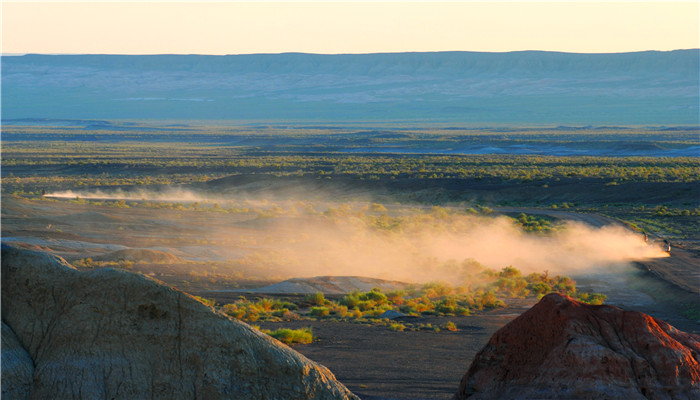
455, 293, 700, 400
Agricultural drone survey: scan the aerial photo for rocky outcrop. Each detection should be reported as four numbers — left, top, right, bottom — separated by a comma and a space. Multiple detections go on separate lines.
1, 245, 357, 400
455, 293, 700, 400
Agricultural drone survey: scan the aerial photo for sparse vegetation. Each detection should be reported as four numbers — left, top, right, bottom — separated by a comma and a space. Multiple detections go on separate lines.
4, 126, 696, 249
3, 127, 699, 198
216, 266, 606, 331
2, 125, 693, 340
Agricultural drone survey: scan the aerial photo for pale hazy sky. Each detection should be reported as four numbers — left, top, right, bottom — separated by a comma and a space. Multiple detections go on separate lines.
2, 1, 699, 55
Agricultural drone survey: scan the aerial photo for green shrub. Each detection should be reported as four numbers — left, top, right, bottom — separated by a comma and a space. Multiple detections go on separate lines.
359, 290, 388, 304
257, 298, 275, 311
554, 276, 577, 295
386, 290, 406, 305
244, 309, 260, 322
436, 297, 457, 315
528, 281, 553, 296
442, 321, 458, 331
499, 266, 521, 278
389, 322, 406, 331
576, 292, 607, 305
264, 327, 313, 345
222, 304, 245, 319
333, 305, 349, 318
193, 296, 216, 307
309, 306, 330, 317
340, 291, 360, 309
454, 306, 471, 316
356, 300, 375, 311
306, 292, 326, 306
279, 301, 299, 311
271, 308, 289, 317
479, 291, 506, 309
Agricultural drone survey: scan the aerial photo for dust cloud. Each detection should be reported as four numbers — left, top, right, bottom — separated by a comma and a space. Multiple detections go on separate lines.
45, 189, 218, 203
208, 208, 669, 284
43, 188, 669, 283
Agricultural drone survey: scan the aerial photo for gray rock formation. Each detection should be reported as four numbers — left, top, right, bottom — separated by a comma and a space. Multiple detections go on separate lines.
1, 245, 358, 399
2, 322, 34, 400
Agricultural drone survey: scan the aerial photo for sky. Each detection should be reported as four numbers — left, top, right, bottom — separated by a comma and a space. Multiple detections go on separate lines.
2, 1, 699, 55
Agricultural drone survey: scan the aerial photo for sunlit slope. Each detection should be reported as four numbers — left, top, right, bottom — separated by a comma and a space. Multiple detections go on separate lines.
3, 50, 698, 124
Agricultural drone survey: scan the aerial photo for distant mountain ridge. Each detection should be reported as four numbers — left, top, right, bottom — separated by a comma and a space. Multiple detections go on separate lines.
9, 50, 699, 75
3, 50, 698, 125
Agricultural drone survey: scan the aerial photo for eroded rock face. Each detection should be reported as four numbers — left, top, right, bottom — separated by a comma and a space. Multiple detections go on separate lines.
2, 322, 34, 400
455, 293, 700, 400
1, 245, 357, 400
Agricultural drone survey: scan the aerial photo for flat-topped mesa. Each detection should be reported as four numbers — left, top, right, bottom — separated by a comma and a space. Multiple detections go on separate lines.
455, 293, 700, 400
1, 245, 357, 400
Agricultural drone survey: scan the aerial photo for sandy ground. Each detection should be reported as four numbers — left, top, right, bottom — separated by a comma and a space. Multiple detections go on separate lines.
256, 303, 537, 400
214, 268, 698, 400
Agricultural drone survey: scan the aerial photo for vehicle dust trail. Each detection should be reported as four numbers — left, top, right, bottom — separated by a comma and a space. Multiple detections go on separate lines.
41, 189, 671, 284
44, 188, 309, 209
45, 189, 215, 203
496, 207, 699, 295
210, 212, 669, 284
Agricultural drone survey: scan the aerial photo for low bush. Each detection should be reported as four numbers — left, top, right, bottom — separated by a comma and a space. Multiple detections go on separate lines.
575, 292, 607, 305
263, 327, 313, 345
389, 322, 406, 331
309, 306, 330, 317
442, 321, 458, 331
306, 292, 326, 306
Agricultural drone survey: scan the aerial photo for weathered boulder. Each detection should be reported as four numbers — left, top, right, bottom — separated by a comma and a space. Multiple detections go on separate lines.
455, 293, 700, 400
1, 245, 358, 400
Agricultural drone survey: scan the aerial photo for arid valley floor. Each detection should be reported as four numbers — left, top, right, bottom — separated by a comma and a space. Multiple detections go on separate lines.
2, 125, 699, 399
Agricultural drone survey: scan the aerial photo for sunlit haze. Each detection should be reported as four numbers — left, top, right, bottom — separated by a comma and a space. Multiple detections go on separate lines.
2, 1, 698, 55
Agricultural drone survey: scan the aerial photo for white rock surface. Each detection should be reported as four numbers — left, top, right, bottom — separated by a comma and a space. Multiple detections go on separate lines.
1, 245, 358, 400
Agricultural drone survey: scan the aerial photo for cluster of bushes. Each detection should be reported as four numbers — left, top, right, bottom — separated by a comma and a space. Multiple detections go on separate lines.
216, 266, 606, 326
221, 297, 300, 322
511, 213, 557, 233
73, 258, 134, 270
